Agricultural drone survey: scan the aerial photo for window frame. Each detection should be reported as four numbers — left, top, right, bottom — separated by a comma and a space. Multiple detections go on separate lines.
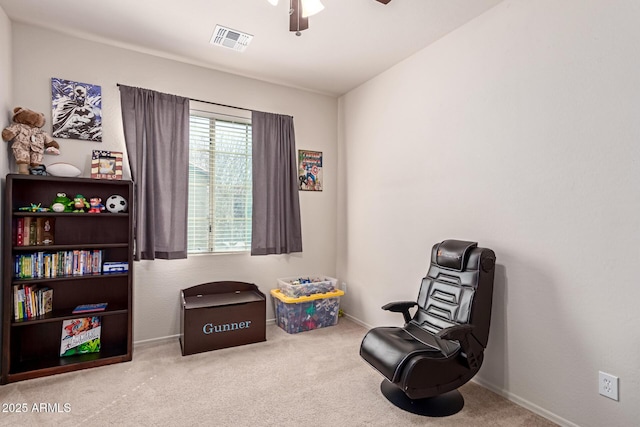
187, 104, 252, 255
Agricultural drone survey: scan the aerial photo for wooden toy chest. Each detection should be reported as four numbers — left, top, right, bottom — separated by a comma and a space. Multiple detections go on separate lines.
180, 281, 266, 356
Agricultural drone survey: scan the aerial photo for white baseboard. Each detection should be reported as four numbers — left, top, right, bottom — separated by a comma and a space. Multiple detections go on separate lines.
472, 377, 579, 427
134, 334, 180, 347
133, 318, 277, 347
344, 313, 373, 330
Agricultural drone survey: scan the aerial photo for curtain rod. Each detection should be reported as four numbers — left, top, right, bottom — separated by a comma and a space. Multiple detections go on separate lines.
116, 83, 283, 116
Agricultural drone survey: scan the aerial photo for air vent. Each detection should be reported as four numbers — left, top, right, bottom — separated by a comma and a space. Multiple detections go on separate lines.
210, 25, 253, 52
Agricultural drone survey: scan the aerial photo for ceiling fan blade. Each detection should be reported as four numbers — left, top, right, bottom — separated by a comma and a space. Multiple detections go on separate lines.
376, 0, 392, 4
290, 0, 309, 32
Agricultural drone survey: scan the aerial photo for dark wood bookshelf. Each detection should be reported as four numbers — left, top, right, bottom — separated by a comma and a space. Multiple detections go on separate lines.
2, 174, 134, 384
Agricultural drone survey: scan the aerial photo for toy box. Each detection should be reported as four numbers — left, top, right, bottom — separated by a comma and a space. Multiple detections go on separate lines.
180, 281, 266, 356
270, 289, 344, 334
277, 275, 337, 298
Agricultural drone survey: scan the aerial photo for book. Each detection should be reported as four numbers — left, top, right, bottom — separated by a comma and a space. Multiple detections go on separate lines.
72, 303, 108, 314
60, 317, 102, 357
42, 288, 54, 314
13, 286, 21, 320
29, 218, 37, 246
15, 218, 24, 246
22, 217, 32, 246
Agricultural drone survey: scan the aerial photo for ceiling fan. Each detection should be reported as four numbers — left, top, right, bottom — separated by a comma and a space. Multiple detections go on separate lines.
269, 0, 392, 36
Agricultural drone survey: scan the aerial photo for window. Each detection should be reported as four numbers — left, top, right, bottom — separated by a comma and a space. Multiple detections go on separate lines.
188, 110, 252, 253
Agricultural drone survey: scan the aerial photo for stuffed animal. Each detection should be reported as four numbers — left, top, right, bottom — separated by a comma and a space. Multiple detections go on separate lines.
2, 107, 60, 174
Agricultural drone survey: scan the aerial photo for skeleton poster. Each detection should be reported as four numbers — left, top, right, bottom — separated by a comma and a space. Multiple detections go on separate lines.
51, 78, 102, 142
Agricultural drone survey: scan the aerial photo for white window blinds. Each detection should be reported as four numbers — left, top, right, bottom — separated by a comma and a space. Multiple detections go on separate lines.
188, 112, 252, 253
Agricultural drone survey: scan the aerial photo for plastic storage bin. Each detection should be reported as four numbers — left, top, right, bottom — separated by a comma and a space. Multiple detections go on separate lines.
277, 276, 337, 298
270, 288, 344, 334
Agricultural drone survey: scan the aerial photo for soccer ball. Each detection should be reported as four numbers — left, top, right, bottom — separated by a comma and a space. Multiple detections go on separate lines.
106, 194, 128, 213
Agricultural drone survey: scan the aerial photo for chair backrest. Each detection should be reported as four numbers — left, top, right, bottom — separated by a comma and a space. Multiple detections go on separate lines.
412, 240, 495, 348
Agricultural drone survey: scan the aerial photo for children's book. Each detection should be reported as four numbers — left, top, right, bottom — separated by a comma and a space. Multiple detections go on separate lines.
43, 288, 54, 314
60, 317, 101, 357
72, 303, 108, 314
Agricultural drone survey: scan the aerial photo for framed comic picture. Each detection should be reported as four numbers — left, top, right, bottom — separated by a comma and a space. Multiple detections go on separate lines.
298, 150, 323, 191
51, 77, 102, 142
91, 150, 123, 180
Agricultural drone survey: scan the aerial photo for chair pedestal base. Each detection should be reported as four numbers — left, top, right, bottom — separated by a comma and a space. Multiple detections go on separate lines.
380, 380, 464, 417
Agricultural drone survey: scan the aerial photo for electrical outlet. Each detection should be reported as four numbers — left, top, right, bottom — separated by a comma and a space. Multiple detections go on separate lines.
342, 282, 347, 293
599, 371, 619, 401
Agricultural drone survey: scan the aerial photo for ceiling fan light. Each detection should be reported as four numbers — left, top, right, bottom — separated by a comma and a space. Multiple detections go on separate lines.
301, 0, 324, 18
267, 0, 279, 5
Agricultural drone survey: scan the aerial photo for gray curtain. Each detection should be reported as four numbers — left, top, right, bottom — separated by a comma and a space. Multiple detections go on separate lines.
251, 111, 302, 255
119, 85, 190, 260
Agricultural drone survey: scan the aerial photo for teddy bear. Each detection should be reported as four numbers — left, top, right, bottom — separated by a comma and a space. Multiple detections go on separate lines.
2, 107, 60, 174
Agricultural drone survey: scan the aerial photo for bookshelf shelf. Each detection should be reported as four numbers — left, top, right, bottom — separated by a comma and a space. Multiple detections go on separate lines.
14, 211, 128, 218
7, 345, 129, 382
12, 306, 128, 327
13, 243, 129, 251
2, 174, 133, 384
11, 272, 128, 286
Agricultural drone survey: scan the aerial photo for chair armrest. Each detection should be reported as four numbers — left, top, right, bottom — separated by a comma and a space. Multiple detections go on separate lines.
436, 324, 474, 341
381, 301, 417, 324
436, 324, 483, 369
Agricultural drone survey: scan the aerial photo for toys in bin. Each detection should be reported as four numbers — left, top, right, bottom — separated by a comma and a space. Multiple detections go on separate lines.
271, 289, 344, 334
277, 276, 337, 298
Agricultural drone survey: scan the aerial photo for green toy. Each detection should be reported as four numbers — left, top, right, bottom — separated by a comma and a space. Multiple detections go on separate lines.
50, 192, 73, 212
71, 194, 90, 213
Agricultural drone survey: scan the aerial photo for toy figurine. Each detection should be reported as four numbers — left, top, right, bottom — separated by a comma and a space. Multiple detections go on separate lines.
18, 203, 49, 212
50, 192, 73, 212
72, 194, 90, 212
88, 197, 105, 214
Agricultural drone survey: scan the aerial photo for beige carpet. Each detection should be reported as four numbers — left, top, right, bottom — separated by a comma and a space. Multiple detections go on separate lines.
0, 319, 555, 426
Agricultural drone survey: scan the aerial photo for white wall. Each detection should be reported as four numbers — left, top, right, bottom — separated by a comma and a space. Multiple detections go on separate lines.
11, 23, 338, 342
0, 5, 12, 307
0, 6, 11, 174
338, 1, 640, 426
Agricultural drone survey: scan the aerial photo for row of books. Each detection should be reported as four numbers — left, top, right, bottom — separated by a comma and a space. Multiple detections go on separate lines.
14, 250, 103, 280
13, 290, 108, 322
13, 284, 53, 320
14, 217, 55, 246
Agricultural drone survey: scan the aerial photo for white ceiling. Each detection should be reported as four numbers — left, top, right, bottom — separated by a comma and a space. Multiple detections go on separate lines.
0, 0, 502, 96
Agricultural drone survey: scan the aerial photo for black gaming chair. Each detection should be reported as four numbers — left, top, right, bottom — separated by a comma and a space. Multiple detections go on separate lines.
360, 239, 496, 416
